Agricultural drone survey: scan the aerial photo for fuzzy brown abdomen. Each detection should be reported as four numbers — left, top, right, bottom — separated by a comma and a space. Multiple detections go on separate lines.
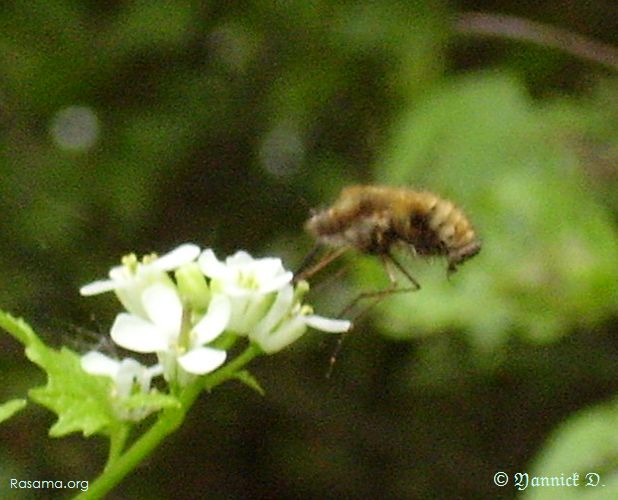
306, 185, 481, 273
424, 200, 480, 271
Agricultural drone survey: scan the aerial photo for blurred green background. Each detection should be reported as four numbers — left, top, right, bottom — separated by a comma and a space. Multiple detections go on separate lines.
1, 1, 617, 498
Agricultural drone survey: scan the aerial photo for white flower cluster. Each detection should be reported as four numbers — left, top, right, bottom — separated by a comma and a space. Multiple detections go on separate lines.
79, 244, 350, 413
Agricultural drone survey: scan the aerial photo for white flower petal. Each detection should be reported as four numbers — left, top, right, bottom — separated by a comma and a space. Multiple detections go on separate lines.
151, 243, 200, 271
226, 250, 253, 266
81, 352, 162, 403
193, 294, 231, 345
254, 257, 283, 277
178, 347, 227, 374
224, 295, 251, 334
114, 287, 148, 319
236, 295, 274, 333
258, 271, 293, 293
79, 279, 118, 296
252, 285, 294, 338
111, 313, 169, 353
198, 249, 230, 279
81, 351, 119, 376
108, 265, 130, 281
141, 284, 183, 332
202, 249, 294, 300
220, 281, 255, 297
256, 316, 306, 354
147, 364, 164, 378
114, 269, 174, 318
114, 358, 147, 398
80, 245, 198, 300
304, 315, 352, 332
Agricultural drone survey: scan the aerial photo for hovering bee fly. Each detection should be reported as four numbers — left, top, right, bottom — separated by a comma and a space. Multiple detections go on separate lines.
300, 184, 481, 376
301, 184, 481, 290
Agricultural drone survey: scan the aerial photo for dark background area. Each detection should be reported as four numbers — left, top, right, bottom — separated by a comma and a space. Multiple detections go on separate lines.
1, 1, 617, 498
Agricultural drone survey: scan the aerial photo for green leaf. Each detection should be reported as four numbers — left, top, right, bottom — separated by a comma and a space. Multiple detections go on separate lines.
525, 397, 618, 499
0, 399, 27, 424
233, 370, 265, 395
371, 73, 618, 347
28, 346, 117, 437
0, 310, 117, 437
0, 310, 42, 347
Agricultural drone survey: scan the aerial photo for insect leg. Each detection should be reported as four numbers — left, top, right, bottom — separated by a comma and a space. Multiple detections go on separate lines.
326, 253, 420, 378
385, 250, 421, 290
294, 246, 348, 283
336, 252, 420, 318
293, 244, 321, 281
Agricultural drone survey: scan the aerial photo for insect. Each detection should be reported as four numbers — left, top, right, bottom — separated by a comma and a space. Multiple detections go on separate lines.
299, 185, 481, 376
297, 185, 481, 377
302, 184, 481, 287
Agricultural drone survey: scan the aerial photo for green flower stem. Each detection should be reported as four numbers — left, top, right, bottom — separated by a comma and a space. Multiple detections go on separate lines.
75, 393, 193, 499
75, 344, 261, 499
203, 343, 261, 391
107, 424, 130, 465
